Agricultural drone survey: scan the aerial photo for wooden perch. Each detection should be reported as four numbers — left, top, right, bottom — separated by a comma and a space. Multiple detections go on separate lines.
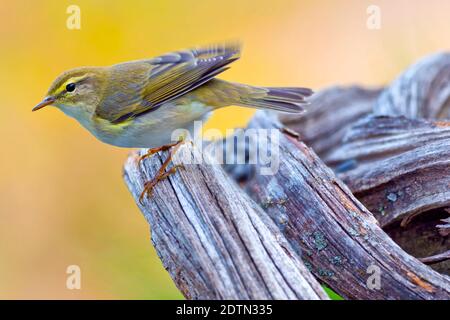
373, 52, 450, 119
244, 111, 450, 299
123, 52, 450, 300
326, 116, 450, 228
276, 53, 450, 275
278, 86, 381, 159
123, 147, 328, 300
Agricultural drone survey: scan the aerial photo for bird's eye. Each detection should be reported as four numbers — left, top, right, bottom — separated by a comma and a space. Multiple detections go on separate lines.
66, 83, 76, 92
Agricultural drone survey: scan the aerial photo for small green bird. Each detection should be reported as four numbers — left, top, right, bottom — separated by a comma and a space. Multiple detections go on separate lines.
33, 43, 313, 201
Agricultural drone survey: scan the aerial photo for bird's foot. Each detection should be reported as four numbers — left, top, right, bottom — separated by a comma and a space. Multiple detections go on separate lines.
138, 164, 184, 204
138, 140, 182, 166
138, 139, 184, 204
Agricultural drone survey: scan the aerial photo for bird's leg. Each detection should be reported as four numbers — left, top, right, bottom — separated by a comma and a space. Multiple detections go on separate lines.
138, 139, 184, 204
138, 140, 182, 166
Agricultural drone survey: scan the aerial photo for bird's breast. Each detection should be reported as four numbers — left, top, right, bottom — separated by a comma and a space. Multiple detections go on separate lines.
90, 100, 213, 148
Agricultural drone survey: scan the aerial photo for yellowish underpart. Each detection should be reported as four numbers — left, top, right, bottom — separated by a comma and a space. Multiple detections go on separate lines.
93, 114, 133, 134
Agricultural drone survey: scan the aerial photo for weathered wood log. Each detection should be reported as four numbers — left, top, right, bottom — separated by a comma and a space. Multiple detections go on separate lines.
327, 116, 450, 228
244, 111, 450, 299
278, 86, 381, 159
326, 116, 450, 167
275, 54, 450, 227
123, 147, 328, 300
272, 53, 450, 275
219, 116, 450, 276
373, 52, 450, 119
420, 250, 450, 265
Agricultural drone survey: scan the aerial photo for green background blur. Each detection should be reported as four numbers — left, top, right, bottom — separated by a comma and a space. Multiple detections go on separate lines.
0, 0, 449, 299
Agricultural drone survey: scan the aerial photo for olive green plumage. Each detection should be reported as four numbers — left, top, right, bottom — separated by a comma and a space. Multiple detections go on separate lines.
33, 43, 313, 148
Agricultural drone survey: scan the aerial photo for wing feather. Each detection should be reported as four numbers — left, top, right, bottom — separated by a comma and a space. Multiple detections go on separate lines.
95, 43, 240, 123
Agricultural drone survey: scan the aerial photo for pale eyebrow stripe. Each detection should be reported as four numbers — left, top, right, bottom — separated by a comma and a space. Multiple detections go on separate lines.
56, 76, 90, 95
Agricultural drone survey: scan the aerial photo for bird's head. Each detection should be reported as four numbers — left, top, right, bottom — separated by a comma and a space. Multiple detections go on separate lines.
33, 67, 108, 118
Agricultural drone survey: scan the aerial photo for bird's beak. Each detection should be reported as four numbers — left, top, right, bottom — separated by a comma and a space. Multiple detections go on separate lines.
32, 96, 56, 112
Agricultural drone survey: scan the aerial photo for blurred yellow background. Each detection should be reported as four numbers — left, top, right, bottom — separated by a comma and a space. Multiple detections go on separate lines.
0, 0, 449, 299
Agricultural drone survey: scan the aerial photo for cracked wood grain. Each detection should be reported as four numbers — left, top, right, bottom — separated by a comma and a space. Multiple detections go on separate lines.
326, 116, 450, 228
274, 53, 450, 276
123, 146, 328, 300
276, 54, 450, 230
373, 52, 450, 119
278, 85, 381, 159
244, 111, 450, 300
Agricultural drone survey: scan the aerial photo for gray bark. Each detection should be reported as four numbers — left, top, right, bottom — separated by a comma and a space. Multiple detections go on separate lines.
278, 85, 381, 159
327, 116, 450, 228
123, 147, 328, 300
244, 111, 450, 300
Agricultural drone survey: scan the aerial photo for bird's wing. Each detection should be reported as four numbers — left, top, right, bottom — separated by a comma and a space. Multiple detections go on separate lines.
95, 43, 240, 123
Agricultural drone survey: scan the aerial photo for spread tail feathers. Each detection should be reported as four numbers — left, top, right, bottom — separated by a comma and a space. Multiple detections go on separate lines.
237, 85, 313, 113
